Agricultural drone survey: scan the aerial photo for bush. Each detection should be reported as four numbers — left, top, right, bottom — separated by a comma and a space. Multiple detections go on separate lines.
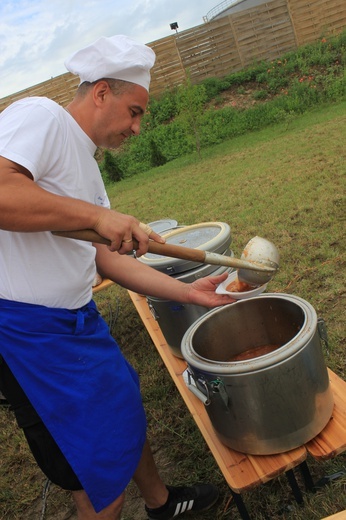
150, 122, 194, 161
200, 108, 241, 145
201, 77, 226, 100
176, 78, 207, 157
149, 138, 167, 167
144, 88, 178, 128
101, 150, 124, 182
253, 90, 268, 100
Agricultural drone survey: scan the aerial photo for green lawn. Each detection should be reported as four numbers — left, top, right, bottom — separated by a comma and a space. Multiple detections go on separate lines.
0, 101, 345, 520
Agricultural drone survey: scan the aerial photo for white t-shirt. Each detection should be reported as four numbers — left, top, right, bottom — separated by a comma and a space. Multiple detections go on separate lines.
0, 97, 110, 309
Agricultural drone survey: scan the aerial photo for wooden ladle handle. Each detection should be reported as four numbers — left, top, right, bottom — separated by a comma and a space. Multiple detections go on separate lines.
52, 229, 277, 273
52, 229, 210, 263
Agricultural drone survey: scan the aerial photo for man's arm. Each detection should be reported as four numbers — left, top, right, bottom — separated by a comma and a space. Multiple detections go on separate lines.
0, 156, 150, 255
0, 157, 103, 232
95, 244, 236, 307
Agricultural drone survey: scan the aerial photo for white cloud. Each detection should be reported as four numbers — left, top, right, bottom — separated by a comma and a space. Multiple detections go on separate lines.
0, 0, 214, 98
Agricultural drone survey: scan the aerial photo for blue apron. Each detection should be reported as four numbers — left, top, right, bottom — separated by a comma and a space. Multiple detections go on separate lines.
0, 298, 147, 513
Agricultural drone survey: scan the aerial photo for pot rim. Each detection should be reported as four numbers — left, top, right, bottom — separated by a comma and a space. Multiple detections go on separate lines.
181, 293, 318, 374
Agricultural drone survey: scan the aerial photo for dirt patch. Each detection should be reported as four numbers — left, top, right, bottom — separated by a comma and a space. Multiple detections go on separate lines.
207, 82, 277, 111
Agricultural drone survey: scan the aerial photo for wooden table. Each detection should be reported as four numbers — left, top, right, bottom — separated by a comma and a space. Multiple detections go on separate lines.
127, 291, 346, 519
305, 368, 346, 460
93, 281, 346, 519
322, 512, 346, 520
92, 278, 116, 293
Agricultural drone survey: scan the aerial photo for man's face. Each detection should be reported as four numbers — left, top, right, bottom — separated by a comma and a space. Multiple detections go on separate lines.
94, 83, 149, 149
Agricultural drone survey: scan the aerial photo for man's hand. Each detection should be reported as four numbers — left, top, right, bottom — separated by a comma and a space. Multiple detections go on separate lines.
93, 212, 165, 256
184, 272, 236, 308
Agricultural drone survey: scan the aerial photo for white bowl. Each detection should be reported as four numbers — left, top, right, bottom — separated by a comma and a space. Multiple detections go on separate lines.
215, 271, 267, 299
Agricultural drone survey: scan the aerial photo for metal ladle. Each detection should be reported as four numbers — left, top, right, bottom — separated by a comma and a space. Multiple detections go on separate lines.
237, 236, 280, 285
52, 230, 279, 285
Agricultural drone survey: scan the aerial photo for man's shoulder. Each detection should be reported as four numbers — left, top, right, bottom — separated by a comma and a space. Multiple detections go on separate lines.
18, 96, 61, 111
5, 96, 63, 116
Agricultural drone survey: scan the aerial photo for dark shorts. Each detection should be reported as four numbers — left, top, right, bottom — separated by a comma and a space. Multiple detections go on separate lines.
0, 355, 82, 491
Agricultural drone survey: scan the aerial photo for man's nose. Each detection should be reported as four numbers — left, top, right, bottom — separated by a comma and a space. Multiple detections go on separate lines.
130, 119, 141, 136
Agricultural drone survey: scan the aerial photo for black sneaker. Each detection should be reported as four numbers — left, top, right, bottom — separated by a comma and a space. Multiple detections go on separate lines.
145, 483, 219, 519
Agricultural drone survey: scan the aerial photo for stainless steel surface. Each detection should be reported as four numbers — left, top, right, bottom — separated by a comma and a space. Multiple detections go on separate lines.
139, 222, 232, 274
203, 251, 276, 272
147, 219, 178, 233
181, 293, 334, 455
237, 236, 280, 285
147, 263, 233, 358
144, 222, 234, 358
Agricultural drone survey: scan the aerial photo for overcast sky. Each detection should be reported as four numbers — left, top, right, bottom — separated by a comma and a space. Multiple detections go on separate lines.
0, 0, 219, 99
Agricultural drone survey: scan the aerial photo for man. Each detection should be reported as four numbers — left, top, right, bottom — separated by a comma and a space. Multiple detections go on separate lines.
0, 35, 234, 519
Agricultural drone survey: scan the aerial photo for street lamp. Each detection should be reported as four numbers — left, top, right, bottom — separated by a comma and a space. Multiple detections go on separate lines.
170, 22, 179, 33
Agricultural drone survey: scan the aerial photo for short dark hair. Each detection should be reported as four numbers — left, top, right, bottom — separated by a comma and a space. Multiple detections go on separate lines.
76, 78, 135, 97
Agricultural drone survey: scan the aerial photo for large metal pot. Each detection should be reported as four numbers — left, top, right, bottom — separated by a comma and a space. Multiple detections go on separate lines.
139, 222, 233, 358
181, 293, 334, 454
147, 263, 232, 358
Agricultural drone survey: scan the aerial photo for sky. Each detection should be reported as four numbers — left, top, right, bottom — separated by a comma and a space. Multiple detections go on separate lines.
0, 0, 218, 99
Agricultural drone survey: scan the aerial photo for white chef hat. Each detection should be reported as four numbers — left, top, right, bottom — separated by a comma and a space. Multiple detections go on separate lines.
64, 35, 156, 91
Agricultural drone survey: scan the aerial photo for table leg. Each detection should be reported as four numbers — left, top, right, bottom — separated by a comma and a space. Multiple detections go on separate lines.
299, 461, 315, 491
286, 469, 304, 504
230, 490, 252, 520
299, 461, 346, 492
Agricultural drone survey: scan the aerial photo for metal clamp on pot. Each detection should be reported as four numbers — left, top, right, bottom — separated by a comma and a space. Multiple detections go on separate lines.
185, 370, 211, 406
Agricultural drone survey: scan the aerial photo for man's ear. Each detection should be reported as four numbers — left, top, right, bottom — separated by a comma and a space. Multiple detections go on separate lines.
93, 80, 110, 106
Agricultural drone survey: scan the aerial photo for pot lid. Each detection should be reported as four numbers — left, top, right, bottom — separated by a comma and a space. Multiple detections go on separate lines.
147, 219, 178, 233
138, 222, 232, 274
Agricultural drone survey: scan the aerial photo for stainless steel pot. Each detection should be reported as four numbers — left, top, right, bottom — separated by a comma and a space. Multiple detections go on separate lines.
147, 264, 232, 358
181, 293, 334, 454
140, 222, 233, 358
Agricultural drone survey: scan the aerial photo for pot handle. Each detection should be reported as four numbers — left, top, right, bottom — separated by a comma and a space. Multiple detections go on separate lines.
210, 379, 229, 409
147, 299, 159, 320
185, 371, 211, 406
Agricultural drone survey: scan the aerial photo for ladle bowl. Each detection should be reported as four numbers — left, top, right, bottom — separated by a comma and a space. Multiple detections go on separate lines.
237, 236, 280, 286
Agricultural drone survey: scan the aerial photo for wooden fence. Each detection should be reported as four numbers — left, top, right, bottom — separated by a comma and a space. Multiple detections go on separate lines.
0, 0, 345, 112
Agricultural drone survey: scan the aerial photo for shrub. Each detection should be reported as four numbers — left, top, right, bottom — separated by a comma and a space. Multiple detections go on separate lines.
176, 78, 207, 157
150, 122, 194, 161
101, 150, 124, 182
201, 77, 225, 100
144, 88, 178, 128
149, 138, 167, 167
253, 90, 268, 100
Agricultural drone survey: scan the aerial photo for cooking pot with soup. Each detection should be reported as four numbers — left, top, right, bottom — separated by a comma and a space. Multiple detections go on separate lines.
181, 293, 334, 454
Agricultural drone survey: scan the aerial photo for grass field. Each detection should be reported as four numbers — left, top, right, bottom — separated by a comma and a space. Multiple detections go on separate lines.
0, 101, 345, 519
